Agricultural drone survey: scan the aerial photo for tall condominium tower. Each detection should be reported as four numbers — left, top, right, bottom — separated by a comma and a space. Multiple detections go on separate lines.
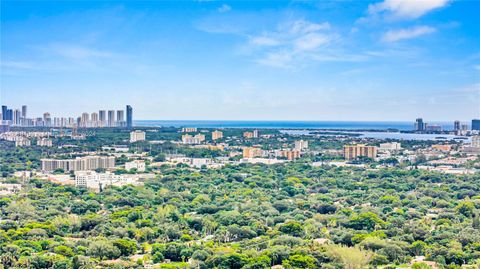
1, 106, 7, 120
108, 110, 115, 127
454, 120, 460, 131
126, 105, 133, 128
1, 106, 13, 121
472, 119, 480, 131
21, 105, 27, 118
13, 109, 21, 125
117, 110, 124, 123
6, 109, 13, 121
99, 110, 106, 126
81, 113, 89, 123
43, 112, 51, 126
415, 118, 425, 131
91, 112, 99, 122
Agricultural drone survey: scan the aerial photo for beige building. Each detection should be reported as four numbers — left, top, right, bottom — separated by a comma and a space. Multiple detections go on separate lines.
182, 134, 206, 144
431, 144, 452, 152
130, 130, 146, 143
212, 130, 223, 140
243, 131, 254, 138
294, 140, 309, 151
343, 145, 377, 160
243, 130, 259, 138
282, 150, 301, 160
243, 147, 263, 158
471, 136, 480, 148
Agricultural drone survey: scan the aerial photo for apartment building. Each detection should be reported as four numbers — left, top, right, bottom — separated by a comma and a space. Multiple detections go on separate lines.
41, 156, 115, 172
343, 145, 377, 160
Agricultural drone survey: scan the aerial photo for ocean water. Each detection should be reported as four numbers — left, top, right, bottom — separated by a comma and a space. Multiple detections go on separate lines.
134, 120, 457, 131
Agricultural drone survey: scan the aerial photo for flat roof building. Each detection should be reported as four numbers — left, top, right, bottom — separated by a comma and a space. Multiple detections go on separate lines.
212, 130, 223, 140
41, 156, 115, 172
343, 145, 377, 160
130, 130, 146, 143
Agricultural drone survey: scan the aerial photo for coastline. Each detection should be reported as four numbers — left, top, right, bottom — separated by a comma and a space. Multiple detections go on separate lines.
134, 120, 460, 131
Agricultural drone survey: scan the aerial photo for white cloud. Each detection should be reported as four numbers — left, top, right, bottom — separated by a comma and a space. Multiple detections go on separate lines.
51, 44, 114, 60
245, 19, 341, 68
218, 4, 231, 13
368, 0, 450, 20
255, 51, 294, 68
294, 33, 331, 51
287, 20, 330, 34
382, 26, 436, 42
198, 17, 366, 68
249, 36, 281, 46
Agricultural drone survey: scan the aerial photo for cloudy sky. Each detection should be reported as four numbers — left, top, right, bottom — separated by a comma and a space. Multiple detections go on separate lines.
1, 0, 479, 121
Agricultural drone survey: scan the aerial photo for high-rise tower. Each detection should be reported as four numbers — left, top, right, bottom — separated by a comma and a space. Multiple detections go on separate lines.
126, 105, 133, 128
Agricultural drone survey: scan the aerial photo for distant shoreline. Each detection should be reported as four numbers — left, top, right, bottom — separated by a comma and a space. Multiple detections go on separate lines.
134, 120, 460, 131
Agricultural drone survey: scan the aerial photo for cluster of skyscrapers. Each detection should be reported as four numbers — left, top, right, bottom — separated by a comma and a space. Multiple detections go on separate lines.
1, 105, 133, 128
415, 118, 480, 132
1, 105, 27, 126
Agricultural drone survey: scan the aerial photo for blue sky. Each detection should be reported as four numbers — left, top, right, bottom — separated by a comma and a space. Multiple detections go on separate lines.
1, 0, 479, 121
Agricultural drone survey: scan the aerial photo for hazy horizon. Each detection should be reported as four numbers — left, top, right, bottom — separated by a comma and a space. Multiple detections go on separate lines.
1, 0, 479, 121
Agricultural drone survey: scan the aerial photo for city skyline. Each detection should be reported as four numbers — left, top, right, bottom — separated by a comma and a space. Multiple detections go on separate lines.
0, 102, 478, 125
1, 104, 133, 128
1, 0, 480, 121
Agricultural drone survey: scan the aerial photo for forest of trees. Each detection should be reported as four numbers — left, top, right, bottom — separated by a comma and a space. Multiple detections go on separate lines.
1, 162, 479, 268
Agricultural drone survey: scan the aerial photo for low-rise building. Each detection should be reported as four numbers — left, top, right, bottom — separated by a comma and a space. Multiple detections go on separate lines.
130, 130, 146, 143
47, 174, 75, 185
193, 144, 225, 151
167, 157, 218, 168
37, 138, 53, 147
181, 127, 197, 133
182, 134, 205, 144
425, 125, 442, 132
471, 136, 480, 148
125, 160, 146, 172
74, 171, 143, 191
102, 145, 129, 152
240, 158, 285, 165
13, 171, 32, 179
431, 144, 452, 152
15, 137, 31, 147
416, 165, 476, 175
379, 142, 401, 151
0, 183, 22, 195
243, 147, 263, 158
